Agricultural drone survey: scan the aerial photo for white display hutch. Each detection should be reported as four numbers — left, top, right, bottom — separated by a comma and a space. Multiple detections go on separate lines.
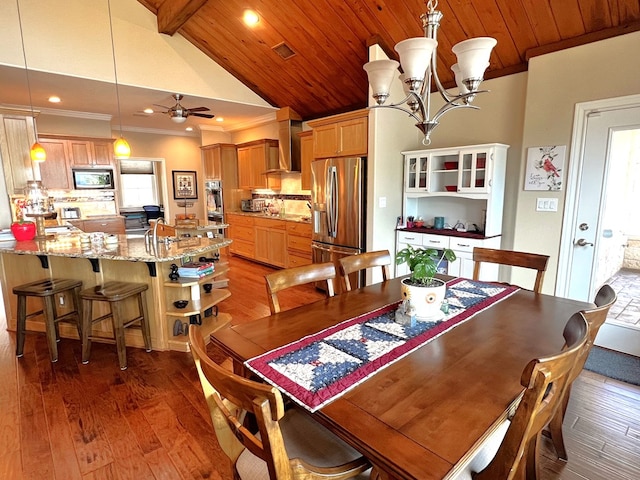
397, 143, 509, 279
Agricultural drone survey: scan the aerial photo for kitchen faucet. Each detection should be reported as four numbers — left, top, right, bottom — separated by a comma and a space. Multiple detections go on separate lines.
145, 217, 168, 248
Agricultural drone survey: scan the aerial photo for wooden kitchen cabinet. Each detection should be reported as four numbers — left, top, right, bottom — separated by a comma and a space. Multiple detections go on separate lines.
286, 221, 312, 267
202, 143, 238, 186
38, 138, 73, 190
299, 131, 313, 190
39, 135, 115, 189
236, 139, 279, 189
308, 110, 368, 158
0, 109, 37, 195
226, 213, 255, 258
254, 217, 287, 268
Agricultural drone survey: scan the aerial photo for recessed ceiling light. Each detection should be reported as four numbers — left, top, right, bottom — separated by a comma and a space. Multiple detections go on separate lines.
243, 10, 259, 27
185, 126, 193, 132
216, 117, 224, 122
48, 96, 60, 103
143, 108, 154, 114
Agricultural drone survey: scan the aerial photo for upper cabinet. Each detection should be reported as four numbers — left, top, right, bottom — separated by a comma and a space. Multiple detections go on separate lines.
202, 143, 238, 187
299, 131, 313, 191
307, 110, 368, 158
0, 109, 37, 194
404, 144, 509, 196
236, 139, 279, 190
38, 135, 115, 190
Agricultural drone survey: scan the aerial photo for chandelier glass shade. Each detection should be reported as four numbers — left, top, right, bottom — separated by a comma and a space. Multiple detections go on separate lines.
363, 0, 496, 145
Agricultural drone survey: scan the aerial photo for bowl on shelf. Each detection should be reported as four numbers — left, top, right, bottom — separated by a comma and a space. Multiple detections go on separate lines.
173, 300, 189, 309
444, 161, 458, 170
445, 185, 457, 192
203, 283, 213, 293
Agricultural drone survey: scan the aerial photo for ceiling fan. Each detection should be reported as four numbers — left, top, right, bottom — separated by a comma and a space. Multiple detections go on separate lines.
154, 93, 214, 123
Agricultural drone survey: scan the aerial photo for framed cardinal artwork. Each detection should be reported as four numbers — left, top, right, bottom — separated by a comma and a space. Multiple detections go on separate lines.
524, 145, 566, 191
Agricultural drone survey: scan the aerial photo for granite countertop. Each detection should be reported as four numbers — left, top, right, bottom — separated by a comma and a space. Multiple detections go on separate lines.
0, 232, 232, 262
227, 211, 311, 223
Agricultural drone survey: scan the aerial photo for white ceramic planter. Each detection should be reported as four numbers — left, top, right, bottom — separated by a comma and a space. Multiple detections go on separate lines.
401, 277, 447, 320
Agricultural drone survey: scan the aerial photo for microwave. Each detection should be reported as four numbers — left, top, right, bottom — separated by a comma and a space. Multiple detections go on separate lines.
72, 169, 115, 189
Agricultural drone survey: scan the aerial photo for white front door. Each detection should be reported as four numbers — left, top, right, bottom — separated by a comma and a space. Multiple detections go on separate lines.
558, 97, 640, 355
559, 103, 640, 300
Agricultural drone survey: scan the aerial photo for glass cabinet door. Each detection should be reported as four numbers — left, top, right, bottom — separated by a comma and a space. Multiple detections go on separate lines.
405, 155, 429, 191
458, 149, 490, 193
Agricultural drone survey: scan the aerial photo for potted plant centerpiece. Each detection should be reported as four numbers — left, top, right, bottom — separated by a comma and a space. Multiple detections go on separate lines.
396, 245, 457, 320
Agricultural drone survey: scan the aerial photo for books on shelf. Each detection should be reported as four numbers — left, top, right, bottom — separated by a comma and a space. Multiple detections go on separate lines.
178, 261, 214, 278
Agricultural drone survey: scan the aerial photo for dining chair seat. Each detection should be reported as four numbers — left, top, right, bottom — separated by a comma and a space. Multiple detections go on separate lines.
265, 262, 336, 314
235, 408, 370, 479
188, 324, 371, 480
338, 250, 391, 292
472, 247, 550, 293
447, 312, 588, 480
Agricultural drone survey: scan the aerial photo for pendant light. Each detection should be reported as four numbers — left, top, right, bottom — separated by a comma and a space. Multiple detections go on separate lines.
15, 0, 46, 163
107, 0, 130, 159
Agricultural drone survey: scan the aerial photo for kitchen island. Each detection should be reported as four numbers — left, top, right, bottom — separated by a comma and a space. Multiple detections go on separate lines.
0, 232, 233, 352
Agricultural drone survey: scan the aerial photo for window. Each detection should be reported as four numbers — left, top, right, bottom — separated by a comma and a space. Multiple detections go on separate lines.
118, 160, 159, 208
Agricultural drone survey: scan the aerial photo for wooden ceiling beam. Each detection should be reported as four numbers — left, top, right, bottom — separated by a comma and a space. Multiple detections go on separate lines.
157, 0, 207, 35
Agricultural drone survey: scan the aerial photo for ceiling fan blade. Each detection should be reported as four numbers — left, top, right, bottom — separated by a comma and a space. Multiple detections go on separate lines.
153, 103, 172, 110
187, 106, 210, 112
191, 112, 215, 119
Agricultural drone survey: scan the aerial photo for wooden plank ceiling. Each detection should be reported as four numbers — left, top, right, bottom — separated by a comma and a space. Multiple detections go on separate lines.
138, 0, 640, 121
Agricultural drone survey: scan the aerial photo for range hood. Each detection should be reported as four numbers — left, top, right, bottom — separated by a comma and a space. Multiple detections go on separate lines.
266, 107, 303, 173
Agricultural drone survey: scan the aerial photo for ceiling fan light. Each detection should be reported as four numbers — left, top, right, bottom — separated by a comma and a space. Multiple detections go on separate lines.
114, 136, 131, 159
452, 37, 496, 85
364, 59, 399, 104
394, 37, 437, 86
30, 142, 46, 162
171, 115, 187, 124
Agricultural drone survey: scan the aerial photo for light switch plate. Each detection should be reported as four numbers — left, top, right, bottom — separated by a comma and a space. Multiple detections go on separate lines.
536, 197, 558, 212
378, 196, 387, 208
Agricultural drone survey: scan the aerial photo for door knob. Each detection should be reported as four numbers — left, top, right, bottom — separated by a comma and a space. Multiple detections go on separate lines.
574, 238, 594, 247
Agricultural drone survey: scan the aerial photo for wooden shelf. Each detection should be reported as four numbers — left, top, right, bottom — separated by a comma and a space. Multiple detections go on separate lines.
166, 289, 230, 317
164, 264, 229, 287
168, 312, 232, 352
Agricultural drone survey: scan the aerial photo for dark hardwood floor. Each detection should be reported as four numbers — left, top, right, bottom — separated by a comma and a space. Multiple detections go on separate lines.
1, 255, 639, 479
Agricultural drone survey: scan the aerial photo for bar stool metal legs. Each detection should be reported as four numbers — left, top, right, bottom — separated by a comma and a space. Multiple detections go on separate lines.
13, 278, 83, 362
80, 281, 152, 370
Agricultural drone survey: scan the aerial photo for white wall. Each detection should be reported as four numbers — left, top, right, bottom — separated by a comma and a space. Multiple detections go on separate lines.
513, 31, 640, 293
0, 0, 270, 108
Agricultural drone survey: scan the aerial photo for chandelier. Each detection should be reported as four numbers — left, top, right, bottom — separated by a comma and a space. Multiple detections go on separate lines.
363, 0, 496, 145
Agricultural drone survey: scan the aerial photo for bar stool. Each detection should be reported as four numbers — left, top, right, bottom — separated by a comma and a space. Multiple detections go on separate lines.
13, 278, 83, 362
80, 281, 152, 370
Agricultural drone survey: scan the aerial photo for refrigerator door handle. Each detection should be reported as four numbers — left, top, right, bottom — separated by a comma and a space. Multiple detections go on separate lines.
311, 242, 361, 256
311, 242, 332, 253
330, 166, 338, 237
325, 167, 333, 236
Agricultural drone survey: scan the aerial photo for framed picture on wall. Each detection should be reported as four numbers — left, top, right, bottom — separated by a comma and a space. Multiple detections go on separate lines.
524, 145, 566, 191
172, 170, 198, 199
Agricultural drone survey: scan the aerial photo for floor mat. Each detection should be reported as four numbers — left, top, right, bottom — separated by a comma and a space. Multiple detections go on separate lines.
584, 346, 640, 386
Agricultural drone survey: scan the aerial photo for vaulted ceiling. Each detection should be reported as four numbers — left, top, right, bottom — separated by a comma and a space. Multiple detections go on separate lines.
138, 0, 640, 121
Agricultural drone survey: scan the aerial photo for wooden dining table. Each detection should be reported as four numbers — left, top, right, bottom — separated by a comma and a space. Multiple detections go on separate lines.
210, 276, 593, 479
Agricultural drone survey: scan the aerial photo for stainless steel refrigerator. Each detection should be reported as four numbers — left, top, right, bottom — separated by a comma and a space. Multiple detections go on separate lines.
311, 157, 366, 292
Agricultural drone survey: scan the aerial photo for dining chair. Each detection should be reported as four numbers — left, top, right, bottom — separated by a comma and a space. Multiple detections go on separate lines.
265, 262, 336, 314
450, 312, 589, 480
472, 247, 550, 293
547, 284, 617, 461
338, 250, 391, 292
188, 325, 371, 480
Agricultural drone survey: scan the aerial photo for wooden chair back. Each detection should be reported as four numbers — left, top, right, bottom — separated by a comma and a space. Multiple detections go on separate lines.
475, 313, 589, 480
547, 283, 617, 460
265, 262, 336, 314
472, 247, 550, 293
338, 250, 391, 292
188, 325, 369, 480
